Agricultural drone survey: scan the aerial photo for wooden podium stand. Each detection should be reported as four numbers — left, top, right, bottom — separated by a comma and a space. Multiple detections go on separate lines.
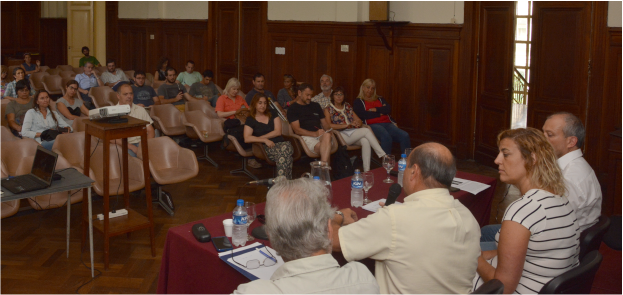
81, 116, 155, 269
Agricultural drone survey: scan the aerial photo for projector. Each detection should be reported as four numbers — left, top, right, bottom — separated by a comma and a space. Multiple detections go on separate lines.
89, 105, 131, 120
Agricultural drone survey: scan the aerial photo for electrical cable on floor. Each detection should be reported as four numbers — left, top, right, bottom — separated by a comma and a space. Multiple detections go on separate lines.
74, 250, 102, 294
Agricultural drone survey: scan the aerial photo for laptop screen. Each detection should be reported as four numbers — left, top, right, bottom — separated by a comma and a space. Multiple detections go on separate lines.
31, 146, 58, 184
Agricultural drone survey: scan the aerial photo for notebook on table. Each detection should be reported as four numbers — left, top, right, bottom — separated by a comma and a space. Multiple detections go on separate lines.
1, 146, 58, 194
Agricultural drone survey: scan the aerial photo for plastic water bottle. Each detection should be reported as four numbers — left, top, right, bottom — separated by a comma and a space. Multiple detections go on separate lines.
232, 199, 248, 247
397, 154, 407, 187
351, 169, 364, 208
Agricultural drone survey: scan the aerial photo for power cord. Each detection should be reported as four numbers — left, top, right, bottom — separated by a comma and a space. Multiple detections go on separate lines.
74, 250, 102, 294
112, 143, 123, 213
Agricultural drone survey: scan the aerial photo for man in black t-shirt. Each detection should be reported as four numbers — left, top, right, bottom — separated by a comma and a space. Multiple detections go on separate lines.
286, 83, 333, 163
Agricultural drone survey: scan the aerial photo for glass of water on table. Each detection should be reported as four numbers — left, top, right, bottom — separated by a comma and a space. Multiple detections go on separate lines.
245, 201, 256, 241
363, 171, 374, 204
383, 155, 395, 183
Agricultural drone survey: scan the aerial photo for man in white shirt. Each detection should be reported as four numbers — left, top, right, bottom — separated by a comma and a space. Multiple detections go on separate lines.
332, 143, 481, 294
311, 74, 333, 109
543, 112, 602, 231
100, 59, 131, 91
112, 84, 155, 157
234, 178, 379, 294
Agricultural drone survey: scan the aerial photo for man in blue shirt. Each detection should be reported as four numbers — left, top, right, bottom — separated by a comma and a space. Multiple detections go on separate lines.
74, 61, 103, 110
131, 71, 158, 107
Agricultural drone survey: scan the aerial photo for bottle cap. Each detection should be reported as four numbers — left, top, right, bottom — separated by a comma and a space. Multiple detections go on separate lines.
401, 154, 407, 158
237, 199, 244, 206
354, 169, 360, 174
313, 176, 320, 180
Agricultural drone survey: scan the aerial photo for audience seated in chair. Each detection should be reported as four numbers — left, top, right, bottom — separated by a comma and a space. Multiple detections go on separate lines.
157, 67, 194, 112
110, 84, 154, 157
353, 78, 411, 156
74, 61, 103, 110
79, 46, 101, 67
132, 70, 159, 107
244, 93, 294, 179
234, 178, 379, 294
188, 70, 220, 107
276, 74, 297, 110
21, 90, 72, 150
6, 80, 35, 137
473, 128, 580, 294
1, 65, 8, 98
244, 72, 275, 106
311, 74, 333, 109
4, 67, 35, 100
154, 57, 169, 82
286, 83, 333, 163
176, 60, 202, 87
324, 86, 385, 172
56, 80, 89, 127
20, 53, 41, 79
99, 59, 131, 91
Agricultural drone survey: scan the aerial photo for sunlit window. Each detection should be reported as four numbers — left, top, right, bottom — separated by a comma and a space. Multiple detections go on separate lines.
511, 1, 532, 129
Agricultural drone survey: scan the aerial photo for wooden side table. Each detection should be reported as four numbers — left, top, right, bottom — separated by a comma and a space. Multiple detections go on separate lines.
81, 116, 155, 269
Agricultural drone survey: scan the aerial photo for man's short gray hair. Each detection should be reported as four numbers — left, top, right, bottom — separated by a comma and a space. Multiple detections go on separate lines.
265, 178, 334, 261
83, 61, 94, 68
320, 74, 333, 84
547, 112, 585, 148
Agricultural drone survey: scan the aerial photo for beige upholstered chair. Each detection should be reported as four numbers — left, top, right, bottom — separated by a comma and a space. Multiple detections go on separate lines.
42, 75, 63, 96
1, 103, 8, 128
1, 161, 19, 219
59, 70, 76, 79
285, 121, 338, 158
1, 126, 18, 142
150, 104, 186, 136
107, 91, 119, 105
71, 117, 88, 133
185, 100, 215, 115
46, 68, 61, 75
30, 72, 49, 91
225, 134, 257, 180
145, 73, 154, 85
89, 142, 145, 197
182, 110, 224, 167
72, 67, 84, 75
52, 131, 98, 173
136, 136, 199, 215
25, 155, 84, 210
151, 81, 165, 93
39, 66, 50, 73
88, 86, 114, 108
0, 138, 40, 176
56, 65, 74, 72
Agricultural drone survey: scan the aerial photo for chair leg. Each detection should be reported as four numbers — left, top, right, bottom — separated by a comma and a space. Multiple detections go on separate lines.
152, 186, 175, 216
230, 157, 259, 180
197, 144, 219, 168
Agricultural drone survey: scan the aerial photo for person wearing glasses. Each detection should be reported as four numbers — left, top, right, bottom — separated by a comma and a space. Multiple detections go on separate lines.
234, 178, 379, 294
56, 80, 89, 126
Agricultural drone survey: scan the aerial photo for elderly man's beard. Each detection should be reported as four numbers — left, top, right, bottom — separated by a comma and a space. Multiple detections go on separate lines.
321, 85, 332, 92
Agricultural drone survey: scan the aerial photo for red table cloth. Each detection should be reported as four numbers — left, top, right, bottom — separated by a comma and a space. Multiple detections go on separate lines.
157, 168, 496, 294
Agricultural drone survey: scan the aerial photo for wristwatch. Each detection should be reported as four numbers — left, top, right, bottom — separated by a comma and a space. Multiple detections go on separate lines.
335, 211, 344, 226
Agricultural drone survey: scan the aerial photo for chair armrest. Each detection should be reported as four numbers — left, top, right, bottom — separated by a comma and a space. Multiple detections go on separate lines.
282, 135, 301, 162
252, 143, 270, 162
331, 130, 348, 146
150, 114, 165, 132
177, 147, 199, 176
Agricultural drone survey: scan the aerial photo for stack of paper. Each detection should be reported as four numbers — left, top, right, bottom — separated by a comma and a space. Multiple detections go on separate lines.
452, 177, 491, 195
219, 242, 284, 280
362, 198, 402, 213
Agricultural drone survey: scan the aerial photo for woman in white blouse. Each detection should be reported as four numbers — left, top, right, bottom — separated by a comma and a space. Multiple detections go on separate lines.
22, 90, 72, 150
473, 128, 579, 294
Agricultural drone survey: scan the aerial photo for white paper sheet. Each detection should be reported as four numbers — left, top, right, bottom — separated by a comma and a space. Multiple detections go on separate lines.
362, 198, 402, 213
451, 177, 491, 195
226, 247, 285, 280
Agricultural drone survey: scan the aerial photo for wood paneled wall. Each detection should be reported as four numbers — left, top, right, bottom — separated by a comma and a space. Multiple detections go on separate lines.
39, 18, 67, 68
264, 21, 467, 154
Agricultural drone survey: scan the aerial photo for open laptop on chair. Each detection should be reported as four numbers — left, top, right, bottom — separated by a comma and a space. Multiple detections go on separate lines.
1, 146, 58, 194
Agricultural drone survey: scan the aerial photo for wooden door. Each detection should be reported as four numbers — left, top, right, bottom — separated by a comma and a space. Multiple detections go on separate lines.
527, 2, 592, 129
67, 1, 94, 67
474, 2, 516, 166
239, 2, 264, 93
214, 2, 240, 88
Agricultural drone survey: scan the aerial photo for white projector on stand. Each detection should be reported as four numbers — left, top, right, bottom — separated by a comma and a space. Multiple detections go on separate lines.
89, 105, 131, 123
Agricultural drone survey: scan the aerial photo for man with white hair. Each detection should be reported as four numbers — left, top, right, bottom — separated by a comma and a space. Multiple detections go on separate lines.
311, 74, 333, 109
234, 179, 379, 294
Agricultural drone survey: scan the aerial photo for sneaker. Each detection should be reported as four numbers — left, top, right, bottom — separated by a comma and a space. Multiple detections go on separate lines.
248, 158, 262, 169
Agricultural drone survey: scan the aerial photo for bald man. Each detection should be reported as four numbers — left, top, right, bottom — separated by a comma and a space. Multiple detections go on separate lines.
112, 84, 155, 157
332, 143, 481, 294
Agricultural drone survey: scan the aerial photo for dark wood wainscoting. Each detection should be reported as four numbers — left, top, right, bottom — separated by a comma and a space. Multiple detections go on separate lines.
1, 2, 41, 61
265, 21, 468, 154
39, 18, 67, 68
108, 19, 209, 77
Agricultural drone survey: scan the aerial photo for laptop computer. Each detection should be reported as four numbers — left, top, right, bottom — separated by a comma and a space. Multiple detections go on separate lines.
1, 146, 59, 194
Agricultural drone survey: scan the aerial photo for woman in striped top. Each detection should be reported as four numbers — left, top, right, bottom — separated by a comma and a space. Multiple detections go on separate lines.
473, 128, 579, 294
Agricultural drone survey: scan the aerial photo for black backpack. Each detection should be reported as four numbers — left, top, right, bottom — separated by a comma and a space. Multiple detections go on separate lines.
332, 145, 355, 180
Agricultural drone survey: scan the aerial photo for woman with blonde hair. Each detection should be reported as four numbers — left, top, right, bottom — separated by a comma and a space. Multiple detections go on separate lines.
352, 78, 410, 155
473, 127, 579, 294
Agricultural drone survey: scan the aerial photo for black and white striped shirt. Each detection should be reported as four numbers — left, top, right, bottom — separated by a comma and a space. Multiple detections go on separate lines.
473, 189, 580, 294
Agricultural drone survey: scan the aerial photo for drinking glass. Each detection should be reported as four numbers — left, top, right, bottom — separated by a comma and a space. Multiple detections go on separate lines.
245, 201, 256, 241
404, 148, 413, 158
202, 130, 209, 140
363, 171, 374, 204
382, 155, 395, 183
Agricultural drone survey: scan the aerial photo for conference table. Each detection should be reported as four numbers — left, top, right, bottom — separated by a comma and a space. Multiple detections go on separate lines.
157, 168, 496, 294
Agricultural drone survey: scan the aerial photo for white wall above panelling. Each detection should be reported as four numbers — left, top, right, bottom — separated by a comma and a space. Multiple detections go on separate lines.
268, 1, 369, 22
390, 1, 464, 24
118, 1, 209, 20
41, 1, 67, 18
608, 1, 622, 27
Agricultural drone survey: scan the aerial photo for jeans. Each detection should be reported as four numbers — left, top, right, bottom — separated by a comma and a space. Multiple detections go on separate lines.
209, 94, 220, 107
127, 143, 140, 158
369, 122, 411, 155
480, 224, 501, 251
41, 140, 55, 151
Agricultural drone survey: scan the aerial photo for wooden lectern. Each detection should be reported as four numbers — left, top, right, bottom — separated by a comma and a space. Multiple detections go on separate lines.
81, 116, 155, 269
